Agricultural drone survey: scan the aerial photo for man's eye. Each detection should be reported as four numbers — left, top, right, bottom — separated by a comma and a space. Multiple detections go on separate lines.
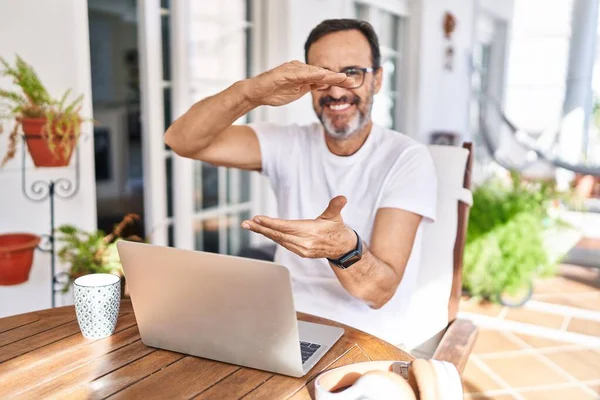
344, 69, 362, 77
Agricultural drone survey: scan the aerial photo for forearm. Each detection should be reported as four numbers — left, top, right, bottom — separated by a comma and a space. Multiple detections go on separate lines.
330, 246, 404, 309
165, 80, 255, 157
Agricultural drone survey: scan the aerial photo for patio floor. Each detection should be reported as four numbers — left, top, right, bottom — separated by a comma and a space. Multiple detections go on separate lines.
459, 240, 600, 399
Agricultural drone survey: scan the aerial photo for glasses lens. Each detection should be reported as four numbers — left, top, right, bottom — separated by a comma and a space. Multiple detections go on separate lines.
344, 69, 365, 88
315, 69, 365, 91
344, 68, 365, 89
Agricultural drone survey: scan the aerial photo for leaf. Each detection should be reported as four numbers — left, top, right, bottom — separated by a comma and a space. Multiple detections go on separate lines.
64, 93, 83, 115
57, 225, 78, 235
57, 89, 72, 111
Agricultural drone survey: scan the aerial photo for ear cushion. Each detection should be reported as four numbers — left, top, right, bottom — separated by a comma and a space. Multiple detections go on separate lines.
409, 360, 463, 400
313, 360, 463, 400
408, 359, 439, 400
342, 371, 417, 400
431, 360, 463, 400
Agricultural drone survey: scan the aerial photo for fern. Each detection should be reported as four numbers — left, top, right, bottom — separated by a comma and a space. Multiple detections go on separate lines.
56, 214, 143, 293
0, 89, 27, 105
0, 55, 88, 167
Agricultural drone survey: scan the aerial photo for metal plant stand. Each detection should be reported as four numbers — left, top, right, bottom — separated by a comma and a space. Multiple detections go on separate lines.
21, 136, 80, 307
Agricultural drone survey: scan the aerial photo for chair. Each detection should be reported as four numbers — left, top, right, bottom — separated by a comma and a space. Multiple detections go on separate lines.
411, 142, 477, 374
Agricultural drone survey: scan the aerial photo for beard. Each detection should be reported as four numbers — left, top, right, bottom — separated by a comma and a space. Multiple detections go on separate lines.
316, 82, 374, 140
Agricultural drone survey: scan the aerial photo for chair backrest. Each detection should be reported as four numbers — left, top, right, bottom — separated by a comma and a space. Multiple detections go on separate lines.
449, 143, 473, 322
404, 143, 472, 349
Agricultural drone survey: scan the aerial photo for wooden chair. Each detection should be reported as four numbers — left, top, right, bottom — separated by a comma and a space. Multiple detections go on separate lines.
430, 142, 478, 374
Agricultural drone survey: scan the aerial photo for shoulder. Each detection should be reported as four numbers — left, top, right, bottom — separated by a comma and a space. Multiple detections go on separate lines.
373, 125, 433, 165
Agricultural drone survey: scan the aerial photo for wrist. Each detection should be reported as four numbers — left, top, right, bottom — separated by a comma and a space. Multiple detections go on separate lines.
236, 78, 261, 109
331, 226, 359, 259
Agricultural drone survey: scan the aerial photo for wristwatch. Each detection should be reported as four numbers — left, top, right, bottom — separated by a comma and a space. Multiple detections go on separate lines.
327, 229, 363, 269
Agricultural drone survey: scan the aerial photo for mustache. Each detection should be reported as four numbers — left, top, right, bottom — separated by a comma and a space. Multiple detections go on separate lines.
319, 95, 361, 108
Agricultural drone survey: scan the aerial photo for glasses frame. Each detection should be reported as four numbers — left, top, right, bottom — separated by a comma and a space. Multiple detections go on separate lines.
316, 67, 377, 91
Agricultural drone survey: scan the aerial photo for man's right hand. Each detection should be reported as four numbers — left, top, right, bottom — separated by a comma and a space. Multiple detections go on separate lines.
242, 60, 356, 107
166, 61, 354, 169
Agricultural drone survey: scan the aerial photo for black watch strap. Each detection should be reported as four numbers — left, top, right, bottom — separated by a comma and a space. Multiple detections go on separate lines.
327, 230, 363, 269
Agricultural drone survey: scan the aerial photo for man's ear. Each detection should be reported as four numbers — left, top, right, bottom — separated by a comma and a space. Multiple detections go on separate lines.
373, 67, 383, 94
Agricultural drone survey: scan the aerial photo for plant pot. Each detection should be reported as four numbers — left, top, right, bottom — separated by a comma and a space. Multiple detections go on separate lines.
21, 118, 78, 167
0, 233, 41, 285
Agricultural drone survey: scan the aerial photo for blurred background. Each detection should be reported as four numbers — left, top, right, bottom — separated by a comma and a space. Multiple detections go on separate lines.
1, 0, 600, 378
2, 1, 600, 396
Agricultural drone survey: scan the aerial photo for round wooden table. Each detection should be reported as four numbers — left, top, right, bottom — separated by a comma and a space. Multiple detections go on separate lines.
0, 300, 413, 399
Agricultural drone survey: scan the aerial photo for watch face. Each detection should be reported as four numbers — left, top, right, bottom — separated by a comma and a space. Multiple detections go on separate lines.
341, 251, 362, 268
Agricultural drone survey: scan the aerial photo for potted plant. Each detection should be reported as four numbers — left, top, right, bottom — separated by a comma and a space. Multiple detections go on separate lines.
56, 214, 143, 295
0, 233, 41, 285
0, 55, 86, 167
463, 171, 574, 306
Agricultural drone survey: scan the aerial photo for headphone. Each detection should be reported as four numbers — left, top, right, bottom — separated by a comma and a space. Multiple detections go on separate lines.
314, 360, 463, 400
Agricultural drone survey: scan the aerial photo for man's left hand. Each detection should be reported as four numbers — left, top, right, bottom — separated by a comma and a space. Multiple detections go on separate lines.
241, 195, 357, 259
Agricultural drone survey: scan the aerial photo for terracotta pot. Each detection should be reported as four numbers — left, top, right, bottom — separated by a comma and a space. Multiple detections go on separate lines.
21, 117, 78, 167
0, 233, 41, 285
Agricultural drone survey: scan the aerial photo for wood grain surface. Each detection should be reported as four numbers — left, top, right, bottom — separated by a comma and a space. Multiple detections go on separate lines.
0, 300, 413, 399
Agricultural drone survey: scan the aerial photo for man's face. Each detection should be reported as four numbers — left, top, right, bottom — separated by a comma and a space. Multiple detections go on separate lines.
307, 30, 383, 140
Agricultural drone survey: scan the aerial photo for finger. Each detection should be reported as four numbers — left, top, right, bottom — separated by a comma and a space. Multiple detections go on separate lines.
310, 83, 330, 91
319, 195, 347, 220
293, 68, 354, 86
241, 220, 308, 256
251, 216, 309, 233
241, 219, 299, 244
242, 220, 316, 258
317, 73, 356, 88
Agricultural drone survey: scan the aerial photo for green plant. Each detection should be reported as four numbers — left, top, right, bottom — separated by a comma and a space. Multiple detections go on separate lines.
56, 214, 143, 293
0, 55, 84, 166
463, 172, 561, 300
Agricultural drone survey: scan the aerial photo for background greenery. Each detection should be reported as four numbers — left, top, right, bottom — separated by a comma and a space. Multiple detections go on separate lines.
463, 172, 565, 300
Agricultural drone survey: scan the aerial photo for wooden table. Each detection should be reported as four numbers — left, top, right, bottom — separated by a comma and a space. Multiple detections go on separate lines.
0, 300, 413, 399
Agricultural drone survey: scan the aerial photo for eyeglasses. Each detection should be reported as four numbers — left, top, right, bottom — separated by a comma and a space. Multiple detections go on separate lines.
316, 67, 376, 91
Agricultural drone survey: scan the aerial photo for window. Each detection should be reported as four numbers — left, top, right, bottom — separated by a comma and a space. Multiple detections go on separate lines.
470, 14, 508, 184
187, 0, 255, 255
355, 2, 407, 131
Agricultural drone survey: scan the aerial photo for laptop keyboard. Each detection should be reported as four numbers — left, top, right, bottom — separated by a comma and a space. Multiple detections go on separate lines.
300, 341, 321, 364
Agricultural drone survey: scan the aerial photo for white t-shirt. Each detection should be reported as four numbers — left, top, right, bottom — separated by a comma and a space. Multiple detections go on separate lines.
250, 122, 437, 346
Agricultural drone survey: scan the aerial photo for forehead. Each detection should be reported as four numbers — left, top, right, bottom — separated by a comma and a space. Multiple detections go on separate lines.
307, 29, 373, 70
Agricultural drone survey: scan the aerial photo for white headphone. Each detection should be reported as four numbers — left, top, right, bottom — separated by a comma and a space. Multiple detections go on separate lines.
314, 360, 463, 400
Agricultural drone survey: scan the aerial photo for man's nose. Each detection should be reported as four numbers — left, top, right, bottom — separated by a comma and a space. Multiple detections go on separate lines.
326, 84, 350, 100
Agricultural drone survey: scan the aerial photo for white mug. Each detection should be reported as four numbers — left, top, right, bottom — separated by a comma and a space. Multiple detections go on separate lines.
73, 273, 121, 339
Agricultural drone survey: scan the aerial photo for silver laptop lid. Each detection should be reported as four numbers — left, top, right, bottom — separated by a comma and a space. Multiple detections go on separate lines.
117, 240, 305, 377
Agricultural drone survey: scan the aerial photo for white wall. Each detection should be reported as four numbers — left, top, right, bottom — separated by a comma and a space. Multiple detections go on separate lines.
414, 0, 475, 141
504, 0, 573, 131
0, 0, 96, 317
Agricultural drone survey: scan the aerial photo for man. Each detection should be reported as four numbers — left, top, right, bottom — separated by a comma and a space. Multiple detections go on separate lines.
165, 19, 437, 347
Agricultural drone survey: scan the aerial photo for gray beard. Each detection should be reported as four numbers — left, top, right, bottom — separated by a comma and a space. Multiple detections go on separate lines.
318, 84, 374, 140
320, 110, 369, 140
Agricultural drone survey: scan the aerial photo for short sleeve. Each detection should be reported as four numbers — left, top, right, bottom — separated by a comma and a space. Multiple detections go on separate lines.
379, 146, 438, 222
248, 122, 300, 189
248, 122, 285, 179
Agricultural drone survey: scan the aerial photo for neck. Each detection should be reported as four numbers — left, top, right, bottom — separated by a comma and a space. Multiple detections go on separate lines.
324, 120, 373, 156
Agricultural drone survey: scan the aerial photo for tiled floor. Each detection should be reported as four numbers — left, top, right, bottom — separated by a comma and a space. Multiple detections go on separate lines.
460, 253, 600, 399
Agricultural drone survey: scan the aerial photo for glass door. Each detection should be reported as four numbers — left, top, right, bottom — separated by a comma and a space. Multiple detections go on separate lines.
470, 13, 508, 183
187, 1, 255, 255
138, 0, 257, 254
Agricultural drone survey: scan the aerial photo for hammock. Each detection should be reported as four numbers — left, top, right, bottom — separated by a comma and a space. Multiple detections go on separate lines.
477, 95, 600, 176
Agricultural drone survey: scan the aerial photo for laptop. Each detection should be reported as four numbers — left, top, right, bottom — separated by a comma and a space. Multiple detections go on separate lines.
116, 241, 344, 378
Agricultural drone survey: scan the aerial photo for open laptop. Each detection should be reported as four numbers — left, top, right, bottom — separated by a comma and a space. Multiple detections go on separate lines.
117, 240, 344, 378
